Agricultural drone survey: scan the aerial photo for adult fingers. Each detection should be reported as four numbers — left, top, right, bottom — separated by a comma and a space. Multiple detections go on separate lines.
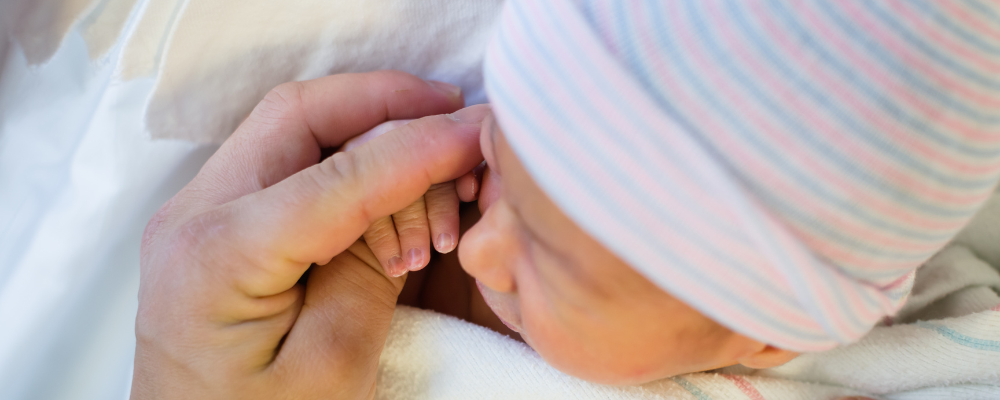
362, 216, 405, 277
351, 119, 421, 278
186, 71, 463, 208
392, 197, 431, 273
224, 105, 489, 296
426, 182, 460, 253
272, 241, 400, 399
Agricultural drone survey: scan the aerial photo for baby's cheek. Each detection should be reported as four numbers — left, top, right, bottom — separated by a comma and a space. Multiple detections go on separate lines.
516, 282, 612, 381
528, 325, 667, 385
519, 296, 680, 385
521, 313, 621, 383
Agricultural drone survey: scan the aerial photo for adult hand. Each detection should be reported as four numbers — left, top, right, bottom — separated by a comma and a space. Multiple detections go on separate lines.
132, 71, 488, 399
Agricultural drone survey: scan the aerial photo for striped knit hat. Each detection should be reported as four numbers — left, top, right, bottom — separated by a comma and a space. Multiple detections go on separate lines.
483, 0, 1000, 351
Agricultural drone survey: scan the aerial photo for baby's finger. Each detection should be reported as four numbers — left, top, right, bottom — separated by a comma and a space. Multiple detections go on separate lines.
426, 182, 460, 253
392, 198, 431, 272
455, 162, 486, 202
362, 217, 406, 277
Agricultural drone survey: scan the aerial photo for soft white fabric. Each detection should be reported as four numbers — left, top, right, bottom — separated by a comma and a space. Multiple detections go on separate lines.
745, 193, 1000, 397
377, 307, 861, 400
0, 1, 500, 399
0, 30, 207, 400
377, 194, 1000, 399
3, 0, 503, 143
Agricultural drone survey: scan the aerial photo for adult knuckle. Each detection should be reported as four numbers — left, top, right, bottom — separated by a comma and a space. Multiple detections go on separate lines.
141, 209, 169, 259
173, 212, 224, 256
140, 196, 189, 256
312, 152, 371, 220
316, 151, 359, 189
256, 81, 305, 122
160, 210, 246, 288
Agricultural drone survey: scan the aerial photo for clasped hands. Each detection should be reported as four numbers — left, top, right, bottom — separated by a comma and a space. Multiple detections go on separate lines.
132, 71, 488, 399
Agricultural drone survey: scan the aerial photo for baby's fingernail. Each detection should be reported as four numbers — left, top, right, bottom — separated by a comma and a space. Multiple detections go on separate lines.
388, 256, 407, 277
406, 248, 425, 270
436, 233, 455, 253
427, 80, 462, 101
448, 104, 490, 124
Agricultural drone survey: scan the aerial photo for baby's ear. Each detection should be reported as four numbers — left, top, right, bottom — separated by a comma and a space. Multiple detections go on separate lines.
736, 346, 799, 369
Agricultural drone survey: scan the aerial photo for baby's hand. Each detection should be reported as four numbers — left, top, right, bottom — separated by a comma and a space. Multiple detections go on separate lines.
341, 119, 483, 277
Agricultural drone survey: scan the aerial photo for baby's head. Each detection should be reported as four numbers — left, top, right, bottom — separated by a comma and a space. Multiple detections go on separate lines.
458, 0, 999, 385
459, 115, 799, 383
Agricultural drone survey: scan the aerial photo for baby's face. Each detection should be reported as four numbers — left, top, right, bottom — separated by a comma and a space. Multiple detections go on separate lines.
458, 114, 797, 384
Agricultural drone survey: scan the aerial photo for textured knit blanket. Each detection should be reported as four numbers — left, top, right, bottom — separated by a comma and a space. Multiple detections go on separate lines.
376, 191, 1000, 400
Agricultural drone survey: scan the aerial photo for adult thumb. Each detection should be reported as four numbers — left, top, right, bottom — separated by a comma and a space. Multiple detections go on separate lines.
222, 105, 489, 296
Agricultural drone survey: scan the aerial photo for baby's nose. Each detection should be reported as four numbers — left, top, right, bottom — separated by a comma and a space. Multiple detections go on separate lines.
458, 200, 520, 294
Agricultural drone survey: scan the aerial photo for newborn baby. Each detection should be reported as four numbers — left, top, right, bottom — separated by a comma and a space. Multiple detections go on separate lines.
348, 113, 801, 383
344, 0, 1000, 385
